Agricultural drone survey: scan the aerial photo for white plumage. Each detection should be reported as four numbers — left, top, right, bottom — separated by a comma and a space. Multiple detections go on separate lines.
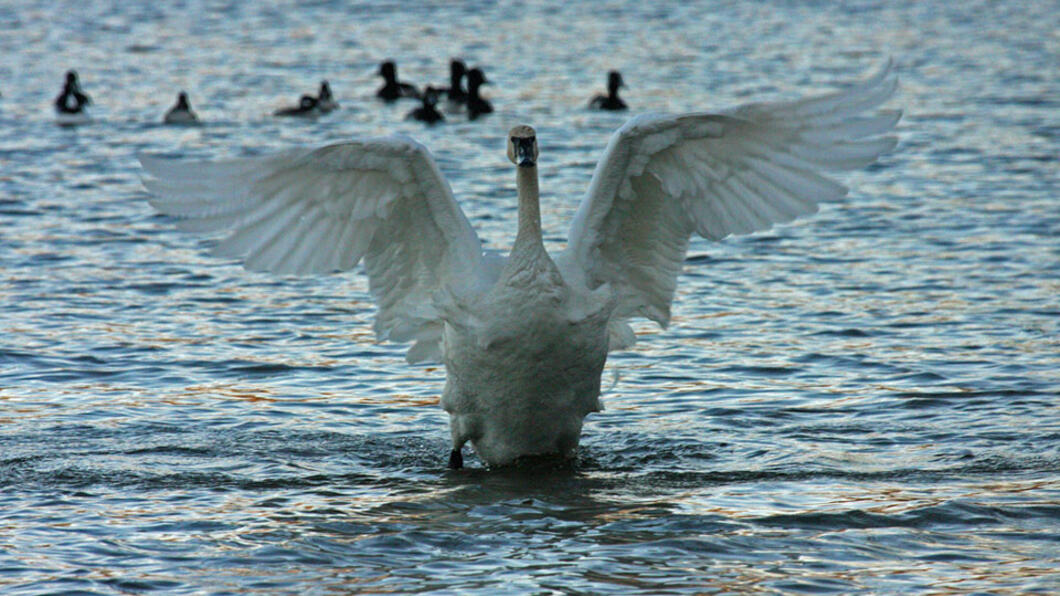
141, 61, 899, 467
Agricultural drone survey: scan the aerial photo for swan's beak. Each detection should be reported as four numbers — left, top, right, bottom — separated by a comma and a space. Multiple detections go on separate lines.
515, 137, 536, 167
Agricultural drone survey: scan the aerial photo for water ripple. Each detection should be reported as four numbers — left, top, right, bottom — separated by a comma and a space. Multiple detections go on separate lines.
2, 0, 1059, 593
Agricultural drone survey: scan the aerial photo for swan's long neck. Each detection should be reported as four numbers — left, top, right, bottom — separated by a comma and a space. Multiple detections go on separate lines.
500, 160, 566, 296
499, 162, 557, 287
513, 164, 543, 253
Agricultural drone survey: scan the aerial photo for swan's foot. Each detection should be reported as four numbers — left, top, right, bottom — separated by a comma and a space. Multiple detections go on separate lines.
448, 449, 463, 469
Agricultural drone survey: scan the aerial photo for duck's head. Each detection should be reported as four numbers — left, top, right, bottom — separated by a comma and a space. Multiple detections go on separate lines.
608, 70, 625, 92
177, 91, 190, 107
467, 68, 488, 89
450, 59, 467, 78
319, 80, 332, 99
65, 70, 79, 86
379, 61, 396, 80
507, 125, 538, 168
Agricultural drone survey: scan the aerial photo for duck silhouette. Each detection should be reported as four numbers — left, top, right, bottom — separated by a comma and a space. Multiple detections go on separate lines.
442, 59, 468, 105
589, 71, 627, 111
55, 70, 91, 115
317, 80, 338, 113
376, 61, 420, 102
466, 68, 492, 120
164, 91, 199, 124
407, 86, 445, 124
274, 95, 321, 117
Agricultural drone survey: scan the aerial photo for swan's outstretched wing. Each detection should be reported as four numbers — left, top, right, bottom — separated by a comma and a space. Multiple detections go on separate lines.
140, 135, 486, 363
563, 61, 899, 349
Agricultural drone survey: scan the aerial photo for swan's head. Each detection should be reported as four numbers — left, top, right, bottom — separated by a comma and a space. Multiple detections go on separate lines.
507, 125, 538, 168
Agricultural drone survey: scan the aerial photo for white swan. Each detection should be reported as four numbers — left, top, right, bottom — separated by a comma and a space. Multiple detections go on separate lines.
140, 61, 899, 468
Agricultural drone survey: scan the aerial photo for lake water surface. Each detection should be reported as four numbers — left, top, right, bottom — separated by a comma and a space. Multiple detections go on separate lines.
2, 0, 1058, 593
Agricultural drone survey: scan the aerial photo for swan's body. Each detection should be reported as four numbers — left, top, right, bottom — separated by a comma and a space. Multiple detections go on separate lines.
164, 92, 199, 124
140, 61, 899, 468
441, 130, 614, 465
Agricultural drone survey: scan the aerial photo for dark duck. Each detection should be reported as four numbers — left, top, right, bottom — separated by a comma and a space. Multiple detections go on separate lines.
442, 59, 468, 104
466, 67, 492, 120
317, 80, 338, 113
164, 91, 199, 124
407, 87, 445, 124
589, 70, 627, 111
55, 70, 91, 114
376, 61, 420, 102
274, 94, 320, 117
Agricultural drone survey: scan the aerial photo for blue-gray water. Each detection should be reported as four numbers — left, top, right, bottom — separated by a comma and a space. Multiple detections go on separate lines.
2, 0, 1058, 593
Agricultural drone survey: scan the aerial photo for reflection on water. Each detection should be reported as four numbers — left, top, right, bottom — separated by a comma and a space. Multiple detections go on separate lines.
2, 0, 1059, 593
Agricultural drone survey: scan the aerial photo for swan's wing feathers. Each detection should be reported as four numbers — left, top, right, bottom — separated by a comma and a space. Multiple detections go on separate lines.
566, 61, 898, 340
141, 136, 485, 362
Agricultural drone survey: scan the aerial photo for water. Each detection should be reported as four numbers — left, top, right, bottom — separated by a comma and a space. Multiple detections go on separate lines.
2, 0, 1058, 593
